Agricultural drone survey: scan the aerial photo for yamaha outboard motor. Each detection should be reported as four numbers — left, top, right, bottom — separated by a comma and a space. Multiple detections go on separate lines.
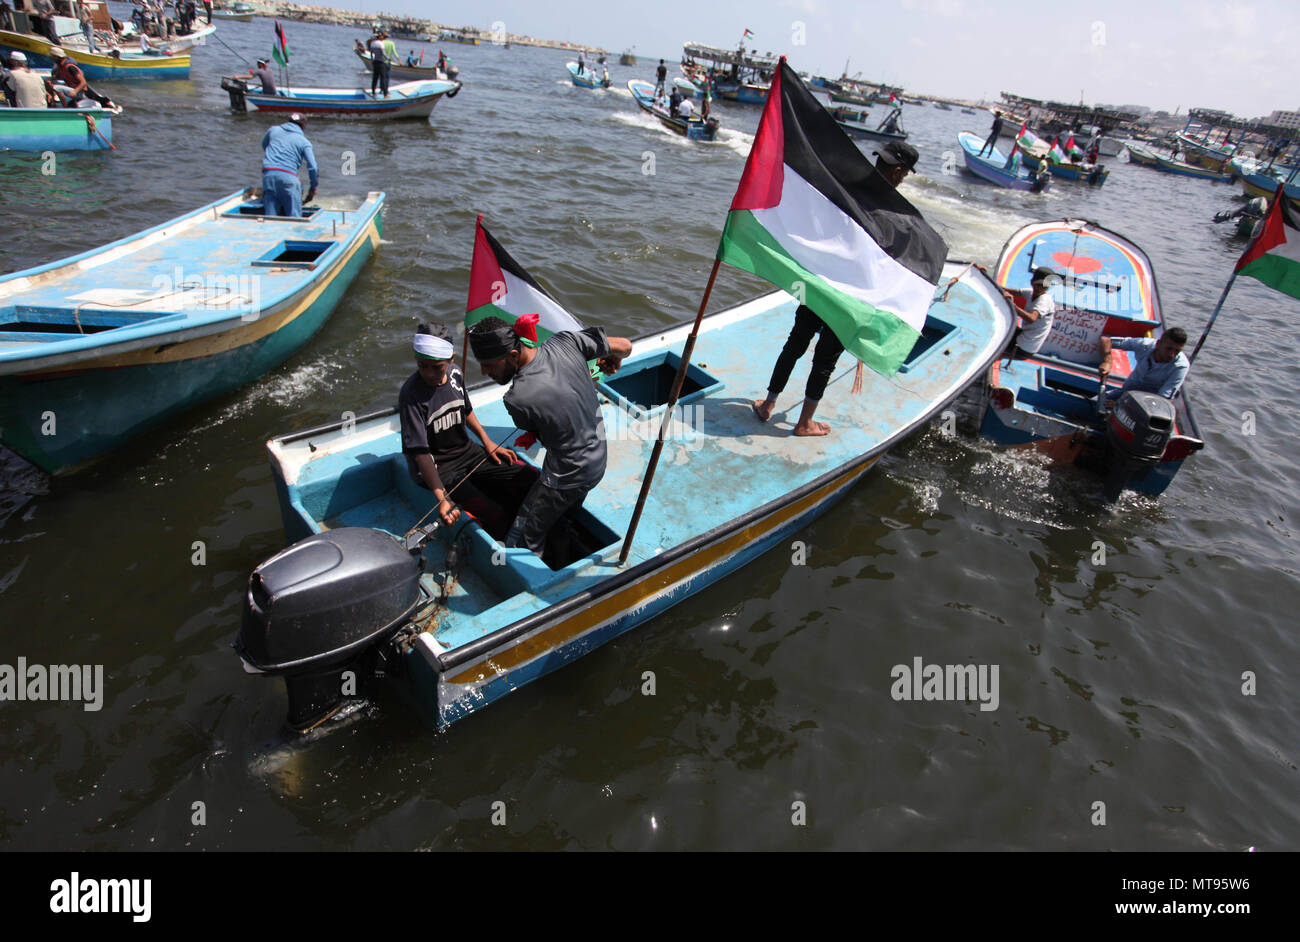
1100, 391, 1175, 500
236, 527, 431, 731
220, 76, 248, 113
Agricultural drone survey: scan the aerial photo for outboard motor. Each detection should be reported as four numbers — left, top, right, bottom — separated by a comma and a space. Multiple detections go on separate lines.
220, 76, 248, 113
1100, 391, 1175, 500
236, 527, 431, 731
444, 64, 459, 82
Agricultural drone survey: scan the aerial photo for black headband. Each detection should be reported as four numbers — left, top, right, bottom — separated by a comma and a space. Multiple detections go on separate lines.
469, 324, 518, 361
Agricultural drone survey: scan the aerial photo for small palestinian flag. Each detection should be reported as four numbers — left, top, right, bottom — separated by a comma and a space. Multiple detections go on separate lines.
743, 28, 754, 38
1016, 122, 1038, 149
272, 20, 290, 66
1065, 133, 1082, 158
1235, 187, 1300, 300
717, 60, 947, 375
888, 92, 898, 105
1049, 136, 1067, 164
465, 216, 584, 338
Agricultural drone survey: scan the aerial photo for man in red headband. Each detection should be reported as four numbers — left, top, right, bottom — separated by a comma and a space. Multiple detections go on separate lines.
469, 313, 633, 565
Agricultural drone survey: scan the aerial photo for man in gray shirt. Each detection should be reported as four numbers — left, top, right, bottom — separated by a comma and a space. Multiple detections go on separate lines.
470, 313, 633, 561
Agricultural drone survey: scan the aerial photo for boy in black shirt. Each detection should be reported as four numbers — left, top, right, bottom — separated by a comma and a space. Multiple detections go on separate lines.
398, 324, 536, 538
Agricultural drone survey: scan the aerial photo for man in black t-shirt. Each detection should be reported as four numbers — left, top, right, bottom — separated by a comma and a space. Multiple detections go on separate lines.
399, 325, 536, 538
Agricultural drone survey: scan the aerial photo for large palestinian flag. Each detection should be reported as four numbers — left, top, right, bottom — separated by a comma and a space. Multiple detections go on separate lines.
1235, 187, 1300, 300
716, 60, 947, 375
465, 215, 584, 337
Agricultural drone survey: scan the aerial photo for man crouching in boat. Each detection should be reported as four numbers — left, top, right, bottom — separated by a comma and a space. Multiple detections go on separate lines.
1097, 327, 1189, 406
469, 314, 632, 560
260, 113, 317, 217
400, 325, 536, 536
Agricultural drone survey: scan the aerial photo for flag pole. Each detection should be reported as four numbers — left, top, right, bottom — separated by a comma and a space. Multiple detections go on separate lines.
1188, 270, 1238, 364
618, 257, 722, 566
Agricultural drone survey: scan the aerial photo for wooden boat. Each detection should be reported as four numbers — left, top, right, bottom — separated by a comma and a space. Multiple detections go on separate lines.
0, 104, 118, 151
224, 78, 461, 119
672, 75, 702, 98
213, 2, 257, 20
235, 263, 1016, 733
1022, 153, 1109, 186
1236, 165, 1300, 209
830, 105, 908, 143
438, 28, 480, 45
0, 28, 189, 79
979, 219, 1203, 498
1174, 131, 1234, 171
0, 189, 384, 475
627, 79, 718, 140
353, 48, 456, 81
1125, 141, 1161, 167
567, 61, 610, 88
958, 130, 1050, 191
829, 89, 872, 106
619, 48, 636, 66
933, 101, 952, 111
1154, 153, 1233, 182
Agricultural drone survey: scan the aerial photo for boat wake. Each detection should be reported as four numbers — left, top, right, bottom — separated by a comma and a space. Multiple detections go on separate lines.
715, 127, 753, 158
180, 355, 349, 438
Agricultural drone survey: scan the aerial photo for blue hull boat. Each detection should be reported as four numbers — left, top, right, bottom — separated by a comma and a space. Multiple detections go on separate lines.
1023, 153, 1109, 186
979, 219, 1203, 497
0, 106, 117, 151
958, 131, 1051, 192
0, 189, 384, 474
628, 79, 719, 140
238, 262, 1015, 732
226, 79, 461, 119
0, 28, 190, 79
566, 62, 610, 88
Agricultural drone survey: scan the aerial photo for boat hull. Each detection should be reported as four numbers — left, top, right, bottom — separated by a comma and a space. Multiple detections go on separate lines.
627, 79, 717, 140
1023, 154, 1108, 185
958, 130, 1049, 191
0, 107, 113, 151
354, 48, 447, 81
245, 80, 459, 118
567, 63, 609, 88
0, 28, 190, 79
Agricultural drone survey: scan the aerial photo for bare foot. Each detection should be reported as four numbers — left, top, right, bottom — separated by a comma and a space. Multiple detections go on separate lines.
751, 399, 774, 423
792, 420, 830, 436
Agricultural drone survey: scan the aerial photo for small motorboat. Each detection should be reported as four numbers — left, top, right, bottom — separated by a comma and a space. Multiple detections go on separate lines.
222, 77, 461, 119
0, 102, 120, 151
958, 131, 1051, 191
567, 61, 610, 89
1022, 153, 1109, 186
627, 78, 719, 141
1, 27, 189, 79
354, 47, 459, 82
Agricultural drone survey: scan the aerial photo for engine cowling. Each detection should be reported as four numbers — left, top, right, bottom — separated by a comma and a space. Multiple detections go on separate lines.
1101, 391, 1175, 499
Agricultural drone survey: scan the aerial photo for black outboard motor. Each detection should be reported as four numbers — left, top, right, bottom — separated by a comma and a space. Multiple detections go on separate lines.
220, 76, 248, 113
1100, 391, 1175, 500
236, 527, 429, 731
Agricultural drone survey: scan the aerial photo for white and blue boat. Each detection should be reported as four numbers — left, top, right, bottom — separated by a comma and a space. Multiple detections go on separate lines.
235, 263, 1015, 733
223, 78, 461, 119
979, 219, 1203, 498
0, 27, 190, 79
627, 79, 718, 141
959, 131, 1051, 192
0, 104, 118, 151
566, 61, 610, 89
0, 189, 384, 474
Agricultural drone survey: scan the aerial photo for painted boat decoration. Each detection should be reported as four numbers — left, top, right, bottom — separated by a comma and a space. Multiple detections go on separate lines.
0, 189, 384, 474
980, 219, 1203, 498
627, 79, 718, 141
1022, 153, 1109, 186
235, 262, 1016, 733
958, 130, 1050, 191
222, 78, 461, 118
354, 48, 458, 82
0, 28, 190, 79
0, 104, 118, 152
566, 61, 610, 88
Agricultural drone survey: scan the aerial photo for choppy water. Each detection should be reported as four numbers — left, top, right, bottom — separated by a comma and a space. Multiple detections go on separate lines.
0, 12, 1296, 851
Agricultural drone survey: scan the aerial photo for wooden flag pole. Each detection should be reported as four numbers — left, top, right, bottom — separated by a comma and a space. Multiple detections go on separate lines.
618, 257, 722, 566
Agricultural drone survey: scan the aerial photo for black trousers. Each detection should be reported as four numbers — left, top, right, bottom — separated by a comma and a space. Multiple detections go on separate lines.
766, 304, 845, 403
371, 60, 389, 95
979, 129, 1000, 156
441, 454, 537, 542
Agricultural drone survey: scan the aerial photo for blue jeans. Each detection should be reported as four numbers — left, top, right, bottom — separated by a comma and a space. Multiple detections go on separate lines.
261, 170, 301, 217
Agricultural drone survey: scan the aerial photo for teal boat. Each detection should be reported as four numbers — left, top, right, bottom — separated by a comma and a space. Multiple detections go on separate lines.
235, 263, 1015, 733
1022, 153, 1109, 186
0, 189, 384, 474
0, 105, 117, 152
566, 61, 610, 89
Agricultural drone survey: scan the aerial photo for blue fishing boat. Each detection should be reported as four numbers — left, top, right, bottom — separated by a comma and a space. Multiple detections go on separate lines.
1022, 153, 1109, 186
0, 105, 118, 151
235, 262, 1016, 733
0, 189, 384, 474
1125, 141, 1161, 167
672, 75, 702, 98
0, 28, 190, 79
566, 61, 610, 88
222, 78, 460, 119
1154, 152, 1233, 182
958, 130, 1051, 192
627, 79, 719, 141
979, 219, 1203, 498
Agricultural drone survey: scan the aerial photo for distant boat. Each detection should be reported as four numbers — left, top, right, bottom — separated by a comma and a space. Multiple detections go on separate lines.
627, 79, 718, 140
567, 61, 610, 88
961, 107, 976, 115
354, 47, 458, 82
1125, 141, 1162, 167
1023, 153, 1109, 186
222, 77, 461, 119
438, 28, 480, 45
828, 89, 872, 107
0, 104, 119, 151
828, 104, 909, 143
958, 130, 1051, 191
1, 28, 189, 79
1174, 131, 1235, 171
933, 101, 952, 111
0, 189, 385, 474
212, 2, 256, 20
619, 48, 636, 66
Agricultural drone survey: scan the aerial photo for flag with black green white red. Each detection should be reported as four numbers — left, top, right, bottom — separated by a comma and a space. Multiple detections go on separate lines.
716, 60, 947, 375
272, 20, 290, 66
1235, 187, 1300, 300
465, 215, 584, 337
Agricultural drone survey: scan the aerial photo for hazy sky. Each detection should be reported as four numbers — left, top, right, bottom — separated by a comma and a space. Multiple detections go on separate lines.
340, 0, 1295, 117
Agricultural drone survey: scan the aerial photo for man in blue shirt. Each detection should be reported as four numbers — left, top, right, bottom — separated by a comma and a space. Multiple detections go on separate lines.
260, 114, 318, 217
1098, 327, 1189, 402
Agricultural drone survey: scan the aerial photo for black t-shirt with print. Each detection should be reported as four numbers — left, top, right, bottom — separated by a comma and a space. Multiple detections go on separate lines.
399, 366, 481, 484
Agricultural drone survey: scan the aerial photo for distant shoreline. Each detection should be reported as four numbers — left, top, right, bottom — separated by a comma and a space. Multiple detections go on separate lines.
241, 2, 609, 55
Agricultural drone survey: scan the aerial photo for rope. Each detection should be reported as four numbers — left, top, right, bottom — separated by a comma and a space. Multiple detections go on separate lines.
213, 31, 252, 66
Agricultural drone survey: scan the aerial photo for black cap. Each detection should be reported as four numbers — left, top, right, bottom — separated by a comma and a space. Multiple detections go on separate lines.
875, 141, 919, 171
1031, 266, 1059, 284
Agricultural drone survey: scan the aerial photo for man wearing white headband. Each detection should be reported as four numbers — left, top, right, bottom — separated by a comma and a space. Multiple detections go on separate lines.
398, 323, 536, 533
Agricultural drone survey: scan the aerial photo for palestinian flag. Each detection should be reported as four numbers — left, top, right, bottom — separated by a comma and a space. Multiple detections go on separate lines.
1065, 133, 1082, 158
465, 215, 584, 337
1235, 187, 1300, 300
743, 28, 754, 38
272, 20, 289, 66
888, 92, 898, 105
1016, 122, 1038, 149
1048, 136, 1067, 164
717, 60, 947, 375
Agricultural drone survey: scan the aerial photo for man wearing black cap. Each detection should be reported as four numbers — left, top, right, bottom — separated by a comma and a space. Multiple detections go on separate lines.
260, 113, 317, 217
1000, 266, 1058, 358
752, 142, 917, 436
469, 314, 632, 561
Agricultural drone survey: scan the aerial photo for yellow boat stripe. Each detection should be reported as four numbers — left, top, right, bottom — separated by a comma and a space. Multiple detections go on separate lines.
446, 456, 876, 685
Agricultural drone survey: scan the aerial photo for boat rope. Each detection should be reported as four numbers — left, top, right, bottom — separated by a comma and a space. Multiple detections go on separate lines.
213, 31, 252, 66
82, 113, 116, 151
